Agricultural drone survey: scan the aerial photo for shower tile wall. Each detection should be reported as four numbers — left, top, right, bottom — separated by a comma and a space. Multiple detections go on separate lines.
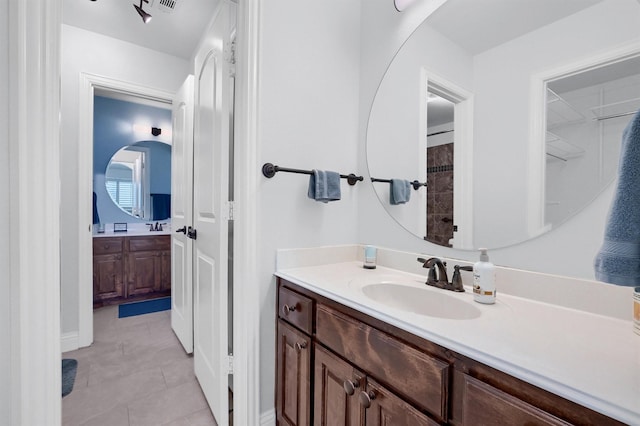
426, 143, 454, 246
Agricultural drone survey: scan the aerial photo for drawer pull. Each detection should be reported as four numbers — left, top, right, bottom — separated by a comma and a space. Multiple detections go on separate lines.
343, 379, 359, 396
359, 390, 376, 409
282, 303, 298, 316
295, 340, 307, 351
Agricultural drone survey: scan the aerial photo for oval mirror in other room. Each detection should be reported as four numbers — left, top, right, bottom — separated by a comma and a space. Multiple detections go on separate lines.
366, 0, 640, 250
105, 141, 172, 221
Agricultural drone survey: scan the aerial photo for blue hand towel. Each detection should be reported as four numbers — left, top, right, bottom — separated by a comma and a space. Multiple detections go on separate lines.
390, 179, 411, 205
594, 109, 640, 286
307, 170, 341, 203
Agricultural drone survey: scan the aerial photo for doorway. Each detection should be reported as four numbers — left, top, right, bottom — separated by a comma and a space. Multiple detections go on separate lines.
421, 70, 474, 249
91, 88, 174, 309
10, 1, 260, 423
76, 74, 175, 349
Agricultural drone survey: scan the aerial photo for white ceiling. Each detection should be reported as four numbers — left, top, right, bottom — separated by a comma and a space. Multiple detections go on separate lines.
63, 0, 221, 59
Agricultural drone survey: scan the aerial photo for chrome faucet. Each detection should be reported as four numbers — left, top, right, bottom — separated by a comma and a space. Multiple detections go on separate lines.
417, 258, 470, 292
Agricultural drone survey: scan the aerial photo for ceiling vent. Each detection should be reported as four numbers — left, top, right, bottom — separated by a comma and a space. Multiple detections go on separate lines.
155, 0, 181, 13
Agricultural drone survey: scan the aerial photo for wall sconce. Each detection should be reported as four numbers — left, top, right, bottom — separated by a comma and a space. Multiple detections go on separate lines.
133, 124, 160, 135
134, 0, 152, 23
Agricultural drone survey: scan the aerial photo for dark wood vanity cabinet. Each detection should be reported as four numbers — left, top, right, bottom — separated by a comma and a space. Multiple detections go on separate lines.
276, 287, 314, 426
460, 375, 570, 426
93, 235, 171, 306
275, 278, 625, 426
313, 344, 437, 426
127, 236, 171, 297
93, 237, 125, 303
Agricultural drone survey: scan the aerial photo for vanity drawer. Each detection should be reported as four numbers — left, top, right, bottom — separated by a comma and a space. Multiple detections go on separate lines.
315, 303, 450, 422
93, 237, 124, 255
278, 286, 314, 335
128, 235, 170, 252
462, 374, 571, 426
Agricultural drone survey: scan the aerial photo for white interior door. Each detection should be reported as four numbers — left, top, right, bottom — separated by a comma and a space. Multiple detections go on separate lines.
193, 3, 231, 425
171, 75, 195, 354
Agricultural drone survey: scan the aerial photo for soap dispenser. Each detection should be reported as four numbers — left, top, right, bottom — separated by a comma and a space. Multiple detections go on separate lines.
473, 248, 496, 304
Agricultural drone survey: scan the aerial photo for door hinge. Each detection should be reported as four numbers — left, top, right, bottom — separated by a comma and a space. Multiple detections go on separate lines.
226, 40, 236, 76
225, 201, 235, 221
227, 354, 234, 375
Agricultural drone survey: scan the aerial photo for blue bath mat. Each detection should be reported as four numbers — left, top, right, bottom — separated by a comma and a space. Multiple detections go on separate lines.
62, 359, 78, 397
118, 297, 171, 318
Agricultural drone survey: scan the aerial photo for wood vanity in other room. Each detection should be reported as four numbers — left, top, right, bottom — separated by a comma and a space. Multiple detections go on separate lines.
92, 234, 171, 307
275, 277, 624, 426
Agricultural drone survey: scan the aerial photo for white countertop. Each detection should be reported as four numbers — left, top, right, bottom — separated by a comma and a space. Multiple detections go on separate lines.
92, 223, 172, 237
276, 261, 640, 424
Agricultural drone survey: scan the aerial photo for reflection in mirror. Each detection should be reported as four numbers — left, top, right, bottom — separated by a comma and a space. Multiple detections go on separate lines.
367, 0, 640, 250
544, 58, 640, 228
106, 148, 145, 217
425, 90, 455, 246
105, 141, 172, 221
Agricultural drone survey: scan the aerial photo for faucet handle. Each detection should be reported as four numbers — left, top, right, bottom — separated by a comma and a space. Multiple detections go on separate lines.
450, 265, 473, 292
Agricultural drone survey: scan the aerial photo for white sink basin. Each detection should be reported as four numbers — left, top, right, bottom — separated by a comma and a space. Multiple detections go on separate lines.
360, 282, 481, 320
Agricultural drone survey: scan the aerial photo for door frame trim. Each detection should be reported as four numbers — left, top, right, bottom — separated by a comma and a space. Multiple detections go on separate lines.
233, 0, 262, 423
77, 73, 174, 348
8, 0, 62, 423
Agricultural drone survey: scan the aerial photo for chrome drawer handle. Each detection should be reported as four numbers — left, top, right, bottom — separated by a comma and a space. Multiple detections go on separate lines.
295, 341, 307, 351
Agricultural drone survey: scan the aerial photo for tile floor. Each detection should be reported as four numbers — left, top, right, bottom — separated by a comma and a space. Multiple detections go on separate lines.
62, 306, 219, 426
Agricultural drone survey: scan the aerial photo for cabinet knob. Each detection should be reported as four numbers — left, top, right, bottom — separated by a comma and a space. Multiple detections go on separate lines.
343, 379, 359, 396
359, 390, 376, 409
295, 340, 307, 351
282, 303, 298, 316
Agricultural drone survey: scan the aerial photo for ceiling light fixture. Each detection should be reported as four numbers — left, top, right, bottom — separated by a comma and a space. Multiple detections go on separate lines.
133, 0, 152, 24
394, 0, 418, 12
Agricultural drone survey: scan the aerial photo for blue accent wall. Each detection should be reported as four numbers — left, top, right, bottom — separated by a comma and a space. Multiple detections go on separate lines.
93, 95, 172, 223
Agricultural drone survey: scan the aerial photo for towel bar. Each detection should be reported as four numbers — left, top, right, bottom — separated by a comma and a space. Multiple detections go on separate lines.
262, 163, 363, 186
371, 177, 427, 190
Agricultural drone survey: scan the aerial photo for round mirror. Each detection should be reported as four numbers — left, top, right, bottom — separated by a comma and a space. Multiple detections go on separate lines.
105, 141, 172, 220
367, 0, 640, 250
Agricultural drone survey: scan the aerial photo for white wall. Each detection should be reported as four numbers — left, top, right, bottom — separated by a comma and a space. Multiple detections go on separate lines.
0, 0, 10, 421
358, 0, 640, 280
256, 0, 362, 412
60, 25, 189, 335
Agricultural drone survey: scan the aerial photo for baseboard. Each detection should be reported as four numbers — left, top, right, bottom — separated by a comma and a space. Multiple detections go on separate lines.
260, 408, 276, 426
61, 331, 79, 353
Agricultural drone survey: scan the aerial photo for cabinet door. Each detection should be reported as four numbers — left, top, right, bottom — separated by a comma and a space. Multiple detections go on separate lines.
127, 251, 162, 296
277, 320, 312, 426
160, 250, 171, 291
362, 377, 439, 426
93, 253, 124, 302
462, 375, 571, 426
314, 345, 364, 426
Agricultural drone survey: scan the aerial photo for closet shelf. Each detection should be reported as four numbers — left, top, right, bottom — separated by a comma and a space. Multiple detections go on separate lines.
546, 131, 585, 161
589, 97, 640, 121
546, 88, 585, 128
